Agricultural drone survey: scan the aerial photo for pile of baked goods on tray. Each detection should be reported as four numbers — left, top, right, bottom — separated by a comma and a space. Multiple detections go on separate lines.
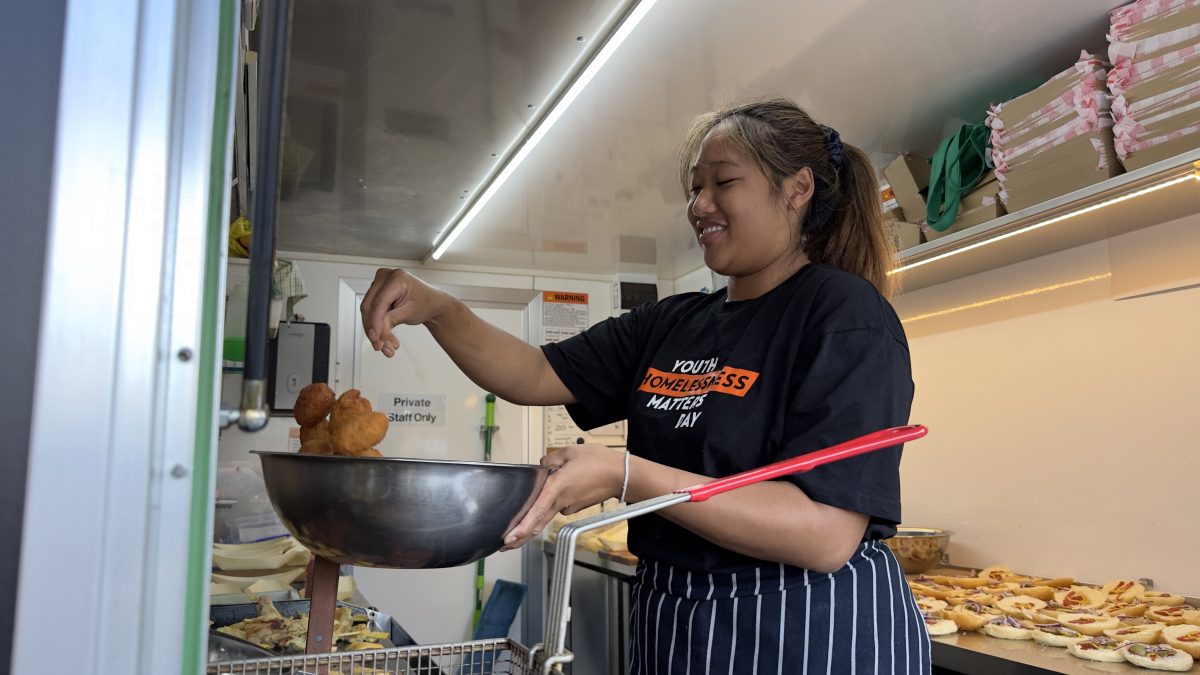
912, 565, 1200, 671
214, 596, 390, 653
293, 384, 388, 457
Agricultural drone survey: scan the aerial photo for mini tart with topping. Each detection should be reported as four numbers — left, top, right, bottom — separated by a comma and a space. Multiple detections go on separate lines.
997, 595, 1048, 618
979, 582, 1021, 596
909, 582, 957, 600
977, 565, 1017, 582
917, 598, 948, 614
1030, 623, 1088, 648
1101, 601, 1149, 618
1102, 579, 1147, 602
944, 591, 994, 607
947, 601, 996, 631
1104, 622, 1166, 644
1140, 591, 1187, 607
1147, 605, 1194, 626
1061, 614, 1121, 636
1068, 636, 1130, 663
923, 614, 958, 637
1162, 625, 1200, 659
1015, 585, 1055, 601
1123, 643, 1195, 672
1055, 585, 1107, 610
1033, 577, 1075, 589
981, 615, 1033, 640
929, 575, 989, 589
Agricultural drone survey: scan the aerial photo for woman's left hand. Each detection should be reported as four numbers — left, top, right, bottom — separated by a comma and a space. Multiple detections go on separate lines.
500, 444, 624, 550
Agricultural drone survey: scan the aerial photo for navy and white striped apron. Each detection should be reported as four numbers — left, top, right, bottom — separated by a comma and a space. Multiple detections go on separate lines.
628, 540, 930, 675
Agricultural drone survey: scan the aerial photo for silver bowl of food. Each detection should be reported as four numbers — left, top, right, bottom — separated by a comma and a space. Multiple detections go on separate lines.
254, 452, 550, 568
883, 527, 953, 575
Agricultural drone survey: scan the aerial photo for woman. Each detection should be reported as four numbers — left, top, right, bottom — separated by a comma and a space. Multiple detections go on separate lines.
360, 98, 927, 674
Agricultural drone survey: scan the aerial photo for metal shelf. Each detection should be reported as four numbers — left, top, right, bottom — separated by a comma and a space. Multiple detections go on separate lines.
893, 148, 1200, 295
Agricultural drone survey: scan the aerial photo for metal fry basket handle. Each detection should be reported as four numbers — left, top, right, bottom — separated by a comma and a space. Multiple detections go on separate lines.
534, 424, 928, 673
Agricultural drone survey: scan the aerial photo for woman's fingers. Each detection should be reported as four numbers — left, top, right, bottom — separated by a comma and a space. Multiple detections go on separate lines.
360, 269, 418, 352
501, 477, 563, 550
360, 269, 396, 348
500, 446, 626, 551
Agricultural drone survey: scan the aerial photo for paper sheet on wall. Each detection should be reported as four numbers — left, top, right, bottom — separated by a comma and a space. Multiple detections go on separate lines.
541, 291, 626, 448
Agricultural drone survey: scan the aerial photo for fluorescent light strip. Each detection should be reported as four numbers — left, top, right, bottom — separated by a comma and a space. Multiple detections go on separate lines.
430, 0, 659, 260
900, 273, 1111, 324
891, 172, 1200, 275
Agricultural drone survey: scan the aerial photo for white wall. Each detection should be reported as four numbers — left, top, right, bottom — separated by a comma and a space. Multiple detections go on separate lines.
892, 214, 1200, 596
218, 254, 616, 461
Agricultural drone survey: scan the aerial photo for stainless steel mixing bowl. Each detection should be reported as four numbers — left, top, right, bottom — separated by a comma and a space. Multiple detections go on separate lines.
254, 452, 550, 568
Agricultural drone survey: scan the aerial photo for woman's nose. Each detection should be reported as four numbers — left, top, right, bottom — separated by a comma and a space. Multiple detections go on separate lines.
690, 190, 714, 218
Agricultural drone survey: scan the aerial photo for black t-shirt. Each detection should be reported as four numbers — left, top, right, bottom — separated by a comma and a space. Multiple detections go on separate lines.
541, 263, 914, 573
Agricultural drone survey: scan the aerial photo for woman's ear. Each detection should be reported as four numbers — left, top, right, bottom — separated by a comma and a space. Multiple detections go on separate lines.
783, 167, 815, 213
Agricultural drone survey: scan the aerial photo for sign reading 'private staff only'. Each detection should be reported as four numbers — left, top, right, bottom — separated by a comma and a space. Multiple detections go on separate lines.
381, 394, 445, 426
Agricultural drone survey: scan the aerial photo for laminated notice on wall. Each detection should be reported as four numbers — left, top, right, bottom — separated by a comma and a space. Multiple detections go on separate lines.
541, 291, 626, 448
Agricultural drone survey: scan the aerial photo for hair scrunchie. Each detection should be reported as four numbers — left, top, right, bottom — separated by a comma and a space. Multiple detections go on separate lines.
821, 125, 844, 170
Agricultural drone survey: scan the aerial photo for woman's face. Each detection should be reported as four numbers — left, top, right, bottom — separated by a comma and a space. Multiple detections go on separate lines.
687, 132, 812, 283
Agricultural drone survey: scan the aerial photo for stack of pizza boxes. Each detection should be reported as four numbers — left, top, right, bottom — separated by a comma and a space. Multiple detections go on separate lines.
1108, 0, 1200, 170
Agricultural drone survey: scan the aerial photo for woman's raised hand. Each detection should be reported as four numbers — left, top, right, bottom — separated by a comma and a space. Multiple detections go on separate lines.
359, 268, 451, 358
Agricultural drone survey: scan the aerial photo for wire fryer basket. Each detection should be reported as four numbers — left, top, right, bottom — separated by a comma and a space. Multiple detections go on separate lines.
208, 637, 533, 675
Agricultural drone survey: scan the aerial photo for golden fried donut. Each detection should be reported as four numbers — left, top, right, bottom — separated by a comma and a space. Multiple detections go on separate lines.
330, 388, 372, 422
299, 438, 335, 456
293, 382, 335, 427
299, 420, 330, 446
331, 411, 388, 454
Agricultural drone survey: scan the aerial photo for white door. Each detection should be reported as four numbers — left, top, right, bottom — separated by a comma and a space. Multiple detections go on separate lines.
350, 299, 532, 645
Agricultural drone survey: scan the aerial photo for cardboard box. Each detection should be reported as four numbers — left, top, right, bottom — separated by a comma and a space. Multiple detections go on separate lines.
959, 170, 1000, 212
890, 220, 921, 252
883, 154, 931, 225
924, 201, 1005, 242
1122, 130, 1200, 170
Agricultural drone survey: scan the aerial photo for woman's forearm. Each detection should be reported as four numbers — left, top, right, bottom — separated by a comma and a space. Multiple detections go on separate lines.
625, 456, 868, 573
424, 298, 574, 406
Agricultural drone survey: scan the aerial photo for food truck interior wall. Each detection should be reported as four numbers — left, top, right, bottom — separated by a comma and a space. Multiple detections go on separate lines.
0, 0, 68, 668
222, 212, 1200, 604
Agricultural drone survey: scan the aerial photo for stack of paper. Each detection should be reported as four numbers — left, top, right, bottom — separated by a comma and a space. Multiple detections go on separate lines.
987, 52, 1124, 212
1109, 0, 1200, 170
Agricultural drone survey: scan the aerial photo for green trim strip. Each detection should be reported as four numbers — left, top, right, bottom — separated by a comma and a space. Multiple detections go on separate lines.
182, 0, 237, 671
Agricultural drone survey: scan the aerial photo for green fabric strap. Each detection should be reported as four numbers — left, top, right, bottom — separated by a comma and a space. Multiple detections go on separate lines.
925, 124, 991, 232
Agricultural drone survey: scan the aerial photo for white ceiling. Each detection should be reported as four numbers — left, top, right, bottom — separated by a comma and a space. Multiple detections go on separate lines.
276, 0, 1127, 279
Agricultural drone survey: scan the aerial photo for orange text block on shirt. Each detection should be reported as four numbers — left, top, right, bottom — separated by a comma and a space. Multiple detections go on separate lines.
637, 366, 759, 398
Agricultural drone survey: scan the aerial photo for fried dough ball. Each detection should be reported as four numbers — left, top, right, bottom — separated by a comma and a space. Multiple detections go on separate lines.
330, 388, 372, 422
299, 438, 335, 456
331, 411, 388, 454
299, 420, 330, 446
293, 382, 335, 427
351, 447, 383, 458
